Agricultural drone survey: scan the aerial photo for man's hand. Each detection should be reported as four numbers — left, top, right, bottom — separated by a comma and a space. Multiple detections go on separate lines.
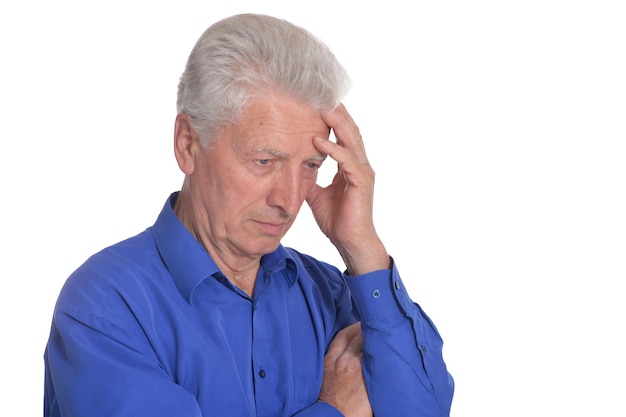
319, 322, 373, 417
307, 104, 389, 275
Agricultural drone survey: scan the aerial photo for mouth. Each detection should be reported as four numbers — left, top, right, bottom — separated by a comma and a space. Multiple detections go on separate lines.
253, 220, 288, 236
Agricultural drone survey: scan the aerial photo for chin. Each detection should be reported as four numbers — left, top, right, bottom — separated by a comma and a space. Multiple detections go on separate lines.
246, 237, 283, 257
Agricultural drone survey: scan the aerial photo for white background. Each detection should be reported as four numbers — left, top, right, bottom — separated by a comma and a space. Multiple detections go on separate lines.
1, 1, 625, 416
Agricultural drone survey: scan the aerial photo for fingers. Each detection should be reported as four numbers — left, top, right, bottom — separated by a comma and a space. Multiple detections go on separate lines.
320, 321, 372, 417
317, 104, 369, 165
346, 326, 364, 356
324, 104, 358, 146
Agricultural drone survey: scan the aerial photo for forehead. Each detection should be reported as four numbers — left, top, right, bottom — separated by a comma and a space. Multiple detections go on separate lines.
234, 93, 330, 144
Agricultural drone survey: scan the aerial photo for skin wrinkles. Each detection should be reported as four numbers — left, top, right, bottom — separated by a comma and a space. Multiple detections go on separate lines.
173, 92, 330, 295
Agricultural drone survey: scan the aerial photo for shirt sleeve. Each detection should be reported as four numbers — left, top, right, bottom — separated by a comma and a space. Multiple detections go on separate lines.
344, 258, 455, 417
44, 306, 203, 417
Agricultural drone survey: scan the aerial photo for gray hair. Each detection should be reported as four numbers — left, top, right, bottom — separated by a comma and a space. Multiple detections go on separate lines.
176, 13, 351, 147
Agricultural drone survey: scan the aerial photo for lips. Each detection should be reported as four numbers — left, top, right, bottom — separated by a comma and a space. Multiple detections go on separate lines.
253, 220, 288, 235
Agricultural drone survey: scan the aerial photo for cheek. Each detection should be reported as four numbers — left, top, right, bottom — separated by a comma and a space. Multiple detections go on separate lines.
302, 177, 317, 196
195, 163, 246, 210
219, 169, 270, 208
208, 159, 251, 192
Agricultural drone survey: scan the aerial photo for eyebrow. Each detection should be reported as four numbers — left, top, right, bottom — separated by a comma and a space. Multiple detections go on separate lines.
250, 147, 327, 162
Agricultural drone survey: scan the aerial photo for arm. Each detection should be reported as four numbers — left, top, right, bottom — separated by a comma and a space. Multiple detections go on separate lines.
44, 305, 203, 417
295, 263, 454, 417
306, 104, 389, 277
306, 104, 454, 416
346, 262, 455, 417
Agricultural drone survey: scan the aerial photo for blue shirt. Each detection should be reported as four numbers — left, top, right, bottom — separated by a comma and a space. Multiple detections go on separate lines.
44, 193, 454, 416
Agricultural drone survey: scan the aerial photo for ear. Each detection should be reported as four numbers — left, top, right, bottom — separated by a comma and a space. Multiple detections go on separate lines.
174, 113, 200, 175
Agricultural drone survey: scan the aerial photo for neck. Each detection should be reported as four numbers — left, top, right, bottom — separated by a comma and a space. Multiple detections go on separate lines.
173, 188, 260, 297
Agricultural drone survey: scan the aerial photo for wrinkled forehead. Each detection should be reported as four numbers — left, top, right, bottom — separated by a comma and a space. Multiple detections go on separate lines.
237, 93, 330, 137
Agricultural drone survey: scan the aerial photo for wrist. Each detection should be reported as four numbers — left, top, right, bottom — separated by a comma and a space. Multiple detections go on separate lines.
339, 242, 389, 276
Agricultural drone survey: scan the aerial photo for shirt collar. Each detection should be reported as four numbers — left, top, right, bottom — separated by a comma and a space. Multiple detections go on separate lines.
151, 192, 299, 302
260, 244, 299, 287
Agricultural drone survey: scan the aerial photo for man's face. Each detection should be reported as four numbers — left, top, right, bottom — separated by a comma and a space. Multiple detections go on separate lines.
189, 92, 330, 259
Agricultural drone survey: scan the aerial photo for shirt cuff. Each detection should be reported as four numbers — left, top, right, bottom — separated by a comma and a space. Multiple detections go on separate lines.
343, 257, 414, 325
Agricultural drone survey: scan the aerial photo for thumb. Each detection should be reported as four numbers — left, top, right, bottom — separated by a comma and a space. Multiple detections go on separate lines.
326, 322, 362, 360
305, 183, 323, 206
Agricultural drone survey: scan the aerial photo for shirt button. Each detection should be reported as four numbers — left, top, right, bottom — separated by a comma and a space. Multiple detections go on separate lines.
371, 289, 381, 299
421, 345, 427, 355
395, 281, 401, 290
258, 369, 266, 378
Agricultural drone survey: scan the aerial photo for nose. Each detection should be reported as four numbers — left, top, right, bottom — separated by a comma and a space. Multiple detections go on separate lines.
267, 167, 308, 217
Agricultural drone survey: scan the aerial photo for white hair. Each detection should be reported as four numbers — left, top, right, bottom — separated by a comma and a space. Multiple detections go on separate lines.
176, 13, 351, 146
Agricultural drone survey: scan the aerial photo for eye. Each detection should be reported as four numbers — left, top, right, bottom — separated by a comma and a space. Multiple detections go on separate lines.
256, 159, 272, 166
305, 162, 321, 170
